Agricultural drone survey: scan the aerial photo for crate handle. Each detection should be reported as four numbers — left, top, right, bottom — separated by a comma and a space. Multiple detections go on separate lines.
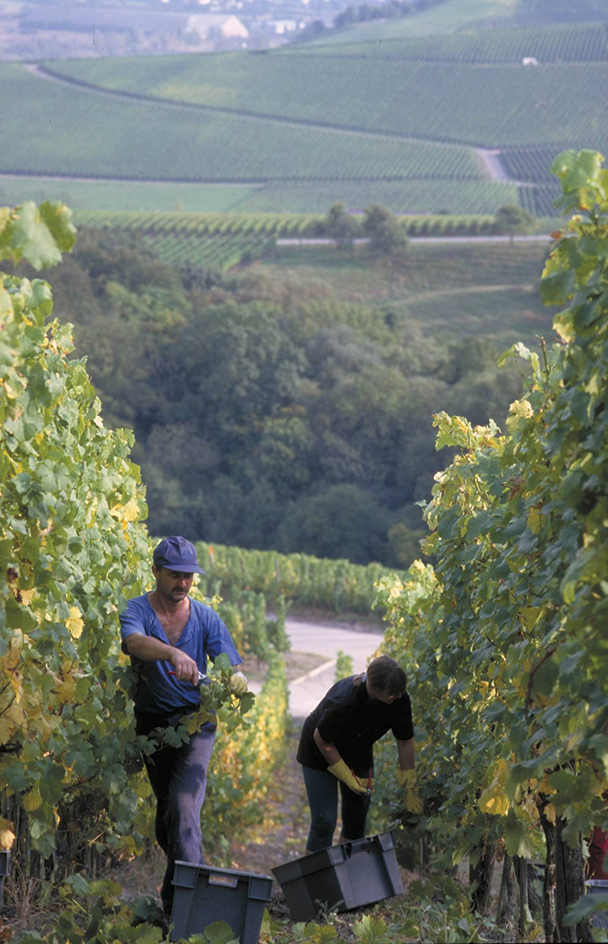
209, 874, 239, 889
343, 838, 372, 858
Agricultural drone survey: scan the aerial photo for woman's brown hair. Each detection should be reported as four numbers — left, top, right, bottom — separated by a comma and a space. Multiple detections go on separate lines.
364, 655, 407, 697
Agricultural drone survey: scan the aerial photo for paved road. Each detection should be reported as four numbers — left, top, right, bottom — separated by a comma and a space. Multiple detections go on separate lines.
286, 617, 384, 719
248, 616, 383, 716
277, 234, 552, 246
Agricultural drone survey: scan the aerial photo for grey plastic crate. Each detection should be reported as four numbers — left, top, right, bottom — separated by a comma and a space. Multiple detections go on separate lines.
0, 851, 10, 911
170, 861, 272, 943
272, 831, 403, 922
586, 880, 608, 929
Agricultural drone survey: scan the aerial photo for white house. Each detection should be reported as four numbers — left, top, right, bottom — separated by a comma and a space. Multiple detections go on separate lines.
187, 14, 249, 38
267, 19, 298, 33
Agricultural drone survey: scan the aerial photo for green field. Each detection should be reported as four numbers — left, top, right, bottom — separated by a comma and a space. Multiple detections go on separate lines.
71, 210, 521, 271
0, 64, 487, 180
297, 21, 608, 62
45, 54, 608, 149
253, 240, 556, 348
0, 176, 262, 212
2, 0, 605, 217
229, 179, 520, 214
0, 176, 520, 217
312, 0, 520, 42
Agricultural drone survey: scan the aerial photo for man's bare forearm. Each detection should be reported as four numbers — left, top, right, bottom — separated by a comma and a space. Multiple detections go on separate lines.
125, 633, 199, 683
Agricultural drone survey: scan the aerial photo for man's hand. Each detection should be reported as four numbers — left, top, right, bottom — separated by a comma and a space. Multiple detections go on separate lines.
229, 671, 248, 696
396, 768, 423, 814
169, 649, 200, 685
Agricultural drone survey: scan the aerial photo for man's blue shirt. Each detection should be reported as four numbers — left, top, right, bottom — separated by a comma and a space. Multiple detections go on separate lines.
120, 593, 241, 715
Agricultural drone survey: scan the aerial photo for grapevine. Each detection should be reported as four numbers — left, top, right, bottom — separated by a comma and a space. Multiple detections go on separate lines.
375, 149, 608, 937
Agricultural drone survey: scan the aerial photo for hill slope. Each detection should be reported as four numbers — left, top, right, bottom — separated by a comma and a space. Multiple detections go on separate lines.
2, 3, 606, 215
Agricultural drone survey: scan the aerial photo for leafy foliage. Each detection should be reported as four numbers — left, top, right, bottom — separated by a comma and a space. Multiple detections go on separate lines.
374, 150, 608, 919
196, 541, 406, 615
22, 227, 536, 567
0, 201, 151, 860
0, 205, 288, 890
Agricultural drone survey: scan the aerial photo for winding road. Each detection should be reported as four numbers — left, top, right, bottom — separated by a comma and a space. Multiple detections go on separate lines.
250, 616, 384, 718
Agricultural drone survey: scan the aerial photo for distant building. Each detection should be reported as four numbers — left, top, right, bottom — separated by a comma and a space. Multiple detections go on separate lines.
267, 18, 298, 33
522, 57, 539, 66
187, 13, 249, 38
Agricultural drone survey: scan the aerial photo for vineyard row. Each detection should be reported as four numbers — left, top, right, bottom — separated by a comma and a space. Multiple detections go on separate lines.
293, 22, 608, 64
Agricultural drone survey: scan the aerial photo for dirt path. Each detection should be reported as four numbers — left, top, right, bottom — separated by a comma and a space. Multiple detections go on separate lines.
227, 725, 310, 878
404, 281, 538, 303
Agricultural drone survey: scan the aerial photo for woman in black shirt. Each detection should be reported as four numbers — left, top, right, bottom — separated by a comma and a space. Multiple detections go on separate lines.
297, 655, 421, 853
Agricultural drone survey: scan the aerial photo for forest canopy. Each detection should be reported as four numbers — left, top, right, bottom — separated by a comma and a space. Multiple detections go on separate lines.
19, 230, 535, 566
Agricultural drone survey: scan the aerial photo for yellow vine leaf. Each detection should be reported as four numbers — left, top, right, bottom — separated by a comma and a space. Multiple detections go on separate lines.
536, 775, 556, 796
20, 589, 35, 605
66, 607, 84, 639
0, 631, 23, 670
479, 758, 511, 817
56, 674, 76, 704
527, 507, 542, 534
23, 784, 42, 812
135, 778, 152, 799
519, 606, 543, 631
122, 497, 140, 522
544, 803, 557, 825
0, 818, 15, 850
0, 718, 16, 745
6, 701, 25, 727
6, 670, 22, 704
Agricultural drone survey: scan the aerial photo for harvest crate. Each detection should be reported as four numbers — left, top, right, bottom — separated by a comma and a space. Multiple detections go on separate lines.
272, 831, 403, 922
170, 861, 272, 943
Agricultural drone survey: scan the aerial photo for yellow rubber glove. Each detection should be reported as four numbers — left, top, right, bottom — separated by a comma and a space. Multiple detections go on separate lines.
396, 768, 424, 814
328, 759, 369, 796
229, 671, 248, 696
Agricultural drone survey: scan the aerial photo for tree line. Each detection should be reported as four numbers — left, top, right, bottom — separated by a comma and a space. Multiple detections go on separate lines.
12, 227, 536, 566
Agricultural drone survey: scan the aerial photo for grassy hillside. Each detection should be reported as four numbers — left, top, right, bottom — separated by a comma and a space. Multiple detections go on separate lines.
311, 0, 520, 42
0, 64, 486, 181
71, 210, 513, 271
0, 176, 262, 212
252, 240, 555, 348
45, 54, 608, 150
2, 4, 604, 216
298, 21, 608, 62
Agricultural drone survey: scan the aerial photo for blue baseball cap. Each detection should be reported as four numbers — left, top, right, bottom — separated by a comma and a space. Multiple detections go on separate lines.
152, 536, 205, 574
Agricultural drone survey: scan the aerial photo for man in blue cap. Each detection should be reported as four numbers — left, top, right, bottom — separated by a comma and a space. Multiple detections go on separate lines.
120, 535, 247, 916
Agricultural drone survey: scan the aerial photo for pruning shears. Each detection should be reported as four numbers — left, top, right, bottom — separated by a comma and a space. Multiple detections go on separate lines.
168, 669, 210, 685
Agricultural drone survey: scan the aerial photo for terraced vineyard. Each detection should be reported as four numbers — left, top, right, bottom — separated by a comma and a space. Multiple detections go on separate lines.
44, 55, 608, 149
74, 210, 506, 271
225, 179, 520, 215
75, 211, 319, 271
518, 183, 562, 217
2, 0, 604, 218
296, 22, 608, 63
499, 145, 568, 182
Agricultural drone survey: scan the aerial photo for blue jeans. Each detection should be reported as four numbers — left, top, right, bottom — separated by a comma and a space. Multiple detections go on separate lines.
302, 766, 370, 852
137, 711, 216, 914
